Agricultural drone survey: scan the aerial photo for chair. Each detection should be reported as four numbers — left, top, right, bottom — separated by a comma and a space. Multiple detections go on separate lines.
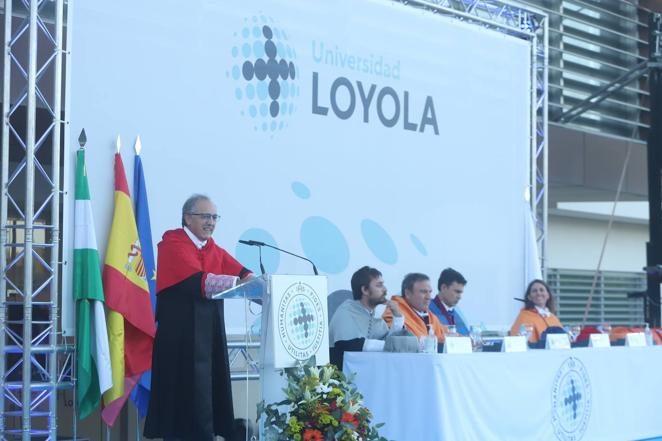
327, 289, 352, 322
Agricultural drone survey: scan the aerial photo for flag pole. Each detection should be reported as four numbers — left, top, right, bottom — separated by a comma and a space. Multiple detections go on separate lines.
136, 406, 141, 440
78, 128, 87, 150
134, 134, 143, 441
74, 128, 85, 441
134, 135, 142, 155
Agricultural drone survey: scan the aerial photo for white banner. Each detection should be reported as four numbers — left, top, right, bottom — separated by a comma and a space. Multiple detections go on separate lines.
66, 0, 533, 334
345, 347, 662, 441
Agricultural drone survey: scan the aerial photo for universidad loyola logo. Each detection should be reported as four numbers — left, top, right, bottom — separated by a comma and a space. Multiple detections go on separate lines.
229, 15, 300, 133
551, 357, 591, 441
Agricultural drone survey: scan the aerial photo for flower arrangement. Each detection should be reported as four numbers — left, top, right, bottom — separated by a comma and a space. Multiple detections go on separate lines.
258, 360, 388, 441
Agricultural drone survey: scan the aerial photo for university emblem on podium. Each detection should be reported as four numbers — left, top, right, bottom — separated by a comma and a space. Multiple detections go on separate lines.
551, 357, 592, 441
278, 282, 324, 360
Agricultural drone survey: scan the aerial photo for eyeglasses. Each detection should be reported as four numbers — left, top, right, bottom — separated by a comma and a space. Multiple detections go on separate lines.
187, 212, 220, 222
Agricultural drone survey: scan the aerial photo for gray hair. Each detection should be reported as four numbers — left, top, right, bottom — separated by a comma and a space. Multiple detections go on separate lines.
181, 194, 212, 227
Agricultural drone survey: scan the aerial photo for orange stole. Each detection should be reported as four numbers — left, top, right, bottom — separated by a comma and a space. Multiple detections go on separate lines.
383, 295, 448, 343
610, 327, 662, 345
510, 308, 563, 343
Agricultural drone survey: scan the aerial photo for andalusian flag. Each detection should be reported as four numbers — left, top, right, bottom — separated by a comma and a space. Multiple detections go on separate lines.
101, 152, 156, 426
129, 141, 157, 418
73, 148, 112, 419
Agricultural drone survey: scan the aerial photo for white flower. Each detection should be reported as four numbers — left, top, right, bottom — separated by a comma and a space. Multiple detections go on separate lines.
348, 401, 361, 414
315, 383, 332, 394
309, 366, 320, 379
321, 365, 334, 382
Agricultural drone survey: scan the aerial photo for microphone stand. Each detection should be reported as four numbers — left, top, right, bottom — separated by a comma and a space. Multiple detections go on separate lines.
258, 246, 266, 275
239, 240, 318, 275
260, 242, 319, 275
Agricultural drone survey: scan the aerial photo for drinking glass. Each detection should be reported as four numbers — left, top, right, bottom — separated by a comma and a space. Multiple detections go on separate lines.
470, 325, 483, 352
417, 336, 427, 353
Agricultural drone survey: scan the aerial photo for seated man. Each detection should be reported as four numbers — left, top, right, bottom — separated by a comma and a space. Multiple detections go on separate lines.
329, 266, 405, 367
383, 273, 446, 343
429, 267, 469, 336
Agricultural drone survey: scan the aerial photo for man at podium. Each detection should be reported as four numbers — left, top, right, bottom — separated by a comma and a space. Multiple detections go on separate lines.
145, 194, 253, 441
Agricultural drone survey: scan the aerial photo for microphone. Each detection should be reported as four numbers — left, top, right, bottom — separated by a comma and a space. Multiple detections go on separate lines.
238, 240, 266, 274
513, 297, 526, 303
238, 239, 319, 275
239, 239, 265, 246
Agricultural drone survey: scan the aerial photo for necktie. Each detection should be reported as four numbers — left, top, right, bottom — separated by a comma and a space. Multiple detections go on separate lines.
422, 313, 430, 327
447, 309, 455, 325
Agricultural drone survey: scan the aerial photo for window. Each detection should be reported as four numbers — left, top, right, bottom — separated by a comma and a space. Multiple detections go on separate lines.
522, 0, 648, 140
548, 268, 646, 326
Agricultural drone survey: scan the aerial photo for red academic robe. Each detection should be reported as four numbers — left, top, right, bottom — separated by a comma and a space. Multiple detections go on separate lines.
144, 229, 251, 441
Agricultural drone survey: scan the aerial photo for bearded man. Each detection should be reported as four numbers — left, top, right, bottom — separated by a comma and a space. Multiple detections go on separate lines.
328, 266, 403, 367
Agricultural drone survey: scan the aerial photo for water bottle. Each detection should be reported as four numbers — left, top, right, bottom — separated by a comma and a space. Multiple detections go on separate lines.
470, 325, 483, 352
425, 324, 437, 353
644, 323, 654, 346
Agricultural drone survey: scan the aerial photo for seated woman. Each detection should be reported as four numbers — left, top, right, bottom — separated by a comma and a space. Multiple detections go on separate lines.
510, 279, 563, 344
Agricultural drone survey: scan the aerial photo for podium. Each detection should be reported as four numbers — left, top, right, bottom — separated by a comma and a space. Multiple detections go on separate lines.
213, 274, 329, 409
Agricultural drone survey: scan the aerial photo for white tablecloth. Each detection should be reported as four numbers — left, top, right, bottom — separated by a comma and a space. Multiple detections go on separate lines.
344, 347, 662, 441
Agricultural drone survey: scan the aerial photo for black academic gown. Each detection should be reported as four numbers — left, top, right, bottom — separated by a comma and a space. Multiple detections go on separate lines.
144, 274, 233, 440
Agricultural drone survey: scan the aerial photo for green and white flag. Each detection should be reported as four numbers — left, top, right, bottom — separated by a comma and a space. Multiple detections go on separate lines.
73, 148, 112, 419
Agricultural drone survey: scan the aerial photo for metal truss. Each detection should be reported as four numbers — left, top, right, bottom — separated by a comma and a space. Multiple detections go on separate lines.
228, 340, 260, 381
1, 1, 71, 440
555, 11, 662, 126
556, 60, 655, 125
393, 0, 549, 272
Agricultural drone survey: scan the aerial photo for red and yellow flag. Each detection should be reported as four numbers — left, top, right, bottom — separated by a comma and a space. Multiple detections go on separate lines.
101, 153, 156, 426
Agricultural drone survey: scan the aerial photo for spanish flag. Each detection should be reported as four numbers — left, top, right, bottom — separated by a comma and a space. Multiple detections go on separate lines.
101, 152, 156, 426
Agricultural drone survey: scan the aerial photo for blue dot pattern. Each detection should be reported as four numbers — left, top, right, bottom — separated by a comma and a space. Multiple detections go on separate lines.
291, 181, 311, 199
230, 16, 299, 133
241, 182, 432, 279
361, 219, 398, 264
410, 234, 428, 256
286, 295, 318, 349
557, 372, 585, 432
300, 216, 349, 274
